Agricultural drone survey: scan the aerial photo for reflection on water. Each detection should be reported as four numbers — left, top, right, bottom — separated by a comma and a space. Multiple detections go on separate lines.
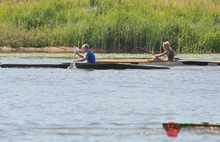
0, 54, 220, 141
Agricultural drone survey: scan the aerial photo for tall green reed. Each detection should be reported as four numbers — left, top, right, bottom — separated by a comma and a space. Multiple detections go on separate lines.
0, 0, 219, 53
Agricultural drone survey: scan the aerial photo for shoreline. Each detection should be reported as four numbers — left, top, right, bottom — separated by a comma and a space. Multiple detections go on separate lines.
0, 46, 82, 53
0, 46, 135, 53
0, 46, 218, 54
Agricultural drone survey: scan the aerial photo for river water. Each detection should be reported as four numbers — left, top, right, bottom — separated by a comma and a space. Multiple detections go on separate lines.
0, 53, 220, 142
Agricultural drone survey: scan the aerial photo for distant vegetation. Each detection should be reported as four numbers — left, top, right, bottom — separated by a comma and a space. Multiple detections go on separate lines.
0, 0, 220, 53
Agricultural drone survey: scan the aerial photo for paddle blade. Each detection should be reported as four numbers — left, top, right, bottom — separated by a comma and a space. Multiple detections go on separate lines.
74, 46, 79, 51
68, 46, 78, 69
135, 47, 145, 52
68, 64, 76, 69
174, 51, 177, 56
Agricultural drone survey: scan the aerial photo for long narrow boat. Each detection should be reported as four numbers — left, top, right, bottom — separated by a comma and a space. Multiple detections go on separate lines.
0, 63, 70, 68
163, 122, 220, 137
0, 63, 169, 69
75, 63, 169, 69
96, 59, 220, 66
162, 122, 220, 129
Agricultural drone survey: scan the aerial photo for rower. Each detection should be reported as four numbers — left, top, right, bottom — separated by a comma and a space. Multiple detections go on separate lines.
152, 41, 177, 60
73, 43, 96, 63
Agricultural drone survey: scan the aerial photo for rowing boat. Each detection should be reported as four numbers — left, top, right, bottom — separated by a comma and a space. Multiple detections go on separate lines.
163, 122, 220, 137
0, 63, 169, 69
96, 59, 220, 66
0, 63, 70, 68
75, 63, 169, 69
162, 122, 220, 129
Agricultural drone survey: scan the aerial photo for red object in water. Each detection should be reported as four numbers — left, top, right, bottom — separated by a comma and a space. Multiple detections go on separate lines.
165, 122, 180, 137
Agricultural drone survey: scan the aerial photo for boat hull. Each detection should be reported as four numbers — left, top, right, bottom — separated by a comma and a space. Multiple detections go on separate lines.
162, 122, 220, 129
75, 63, 169, 69
0, 63, 169, 69
96, 60, 220, 66
0, 63, 70, 68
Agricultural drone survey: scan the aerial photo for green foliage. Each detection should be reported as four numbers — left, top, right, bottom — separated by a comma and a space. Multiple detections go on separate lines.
0, 0, 219, 52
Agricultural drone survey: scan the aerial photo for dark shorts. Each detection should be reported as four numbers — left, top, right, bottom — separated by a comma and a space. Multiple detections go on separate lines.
155, 57, 162, 60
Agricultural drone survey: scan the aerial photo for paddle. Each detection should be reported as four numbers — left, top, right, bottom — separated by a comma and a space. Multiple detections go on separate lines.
68, 46, 79, 69
135, 46, 180, 60
135, 47, 154, 54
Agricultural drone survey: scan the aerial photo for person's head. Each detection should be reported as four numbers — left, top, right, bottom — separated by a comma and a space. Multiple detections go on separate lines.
163, 41, 170, 50
82, 43, 89, 53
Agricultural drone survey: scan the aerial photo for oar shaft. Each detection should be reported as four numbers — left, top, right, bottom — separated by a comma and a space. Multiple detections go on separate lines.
68, 46, 78, 69
135, 47, 153, 54
73, 54, 76, 65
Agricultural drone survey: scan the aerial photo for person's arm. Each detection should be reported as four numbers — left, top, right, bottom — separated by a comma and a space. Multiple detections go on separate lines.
74, 56, 88, 62
153, 50, 168, 57
75, 51, 84, 58
73, 51, 88, 62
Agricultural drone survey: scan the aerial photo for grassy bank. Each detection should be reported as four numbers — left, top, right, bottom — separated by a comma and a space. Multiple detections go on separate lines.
0, 0, 220, 53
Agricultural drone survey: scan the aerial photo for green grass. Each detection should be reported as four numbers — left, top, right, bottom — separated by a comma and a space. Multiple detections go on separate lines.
0, 0, 220, 53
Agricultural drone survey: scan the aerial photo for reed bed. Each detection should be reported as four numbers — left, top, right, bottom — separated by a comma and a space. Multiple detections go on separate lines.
0, 0, 219, 53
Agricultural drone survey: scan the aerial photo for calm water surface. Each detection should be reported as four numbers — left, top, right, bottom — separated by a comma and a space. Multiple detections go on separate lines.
0, 54, 220, 142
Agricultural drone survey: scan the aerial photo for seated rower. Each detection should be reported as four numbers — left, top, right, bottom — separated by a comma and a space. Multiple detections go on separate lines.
74, 43, 96, 63
152, 41, 177, 60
